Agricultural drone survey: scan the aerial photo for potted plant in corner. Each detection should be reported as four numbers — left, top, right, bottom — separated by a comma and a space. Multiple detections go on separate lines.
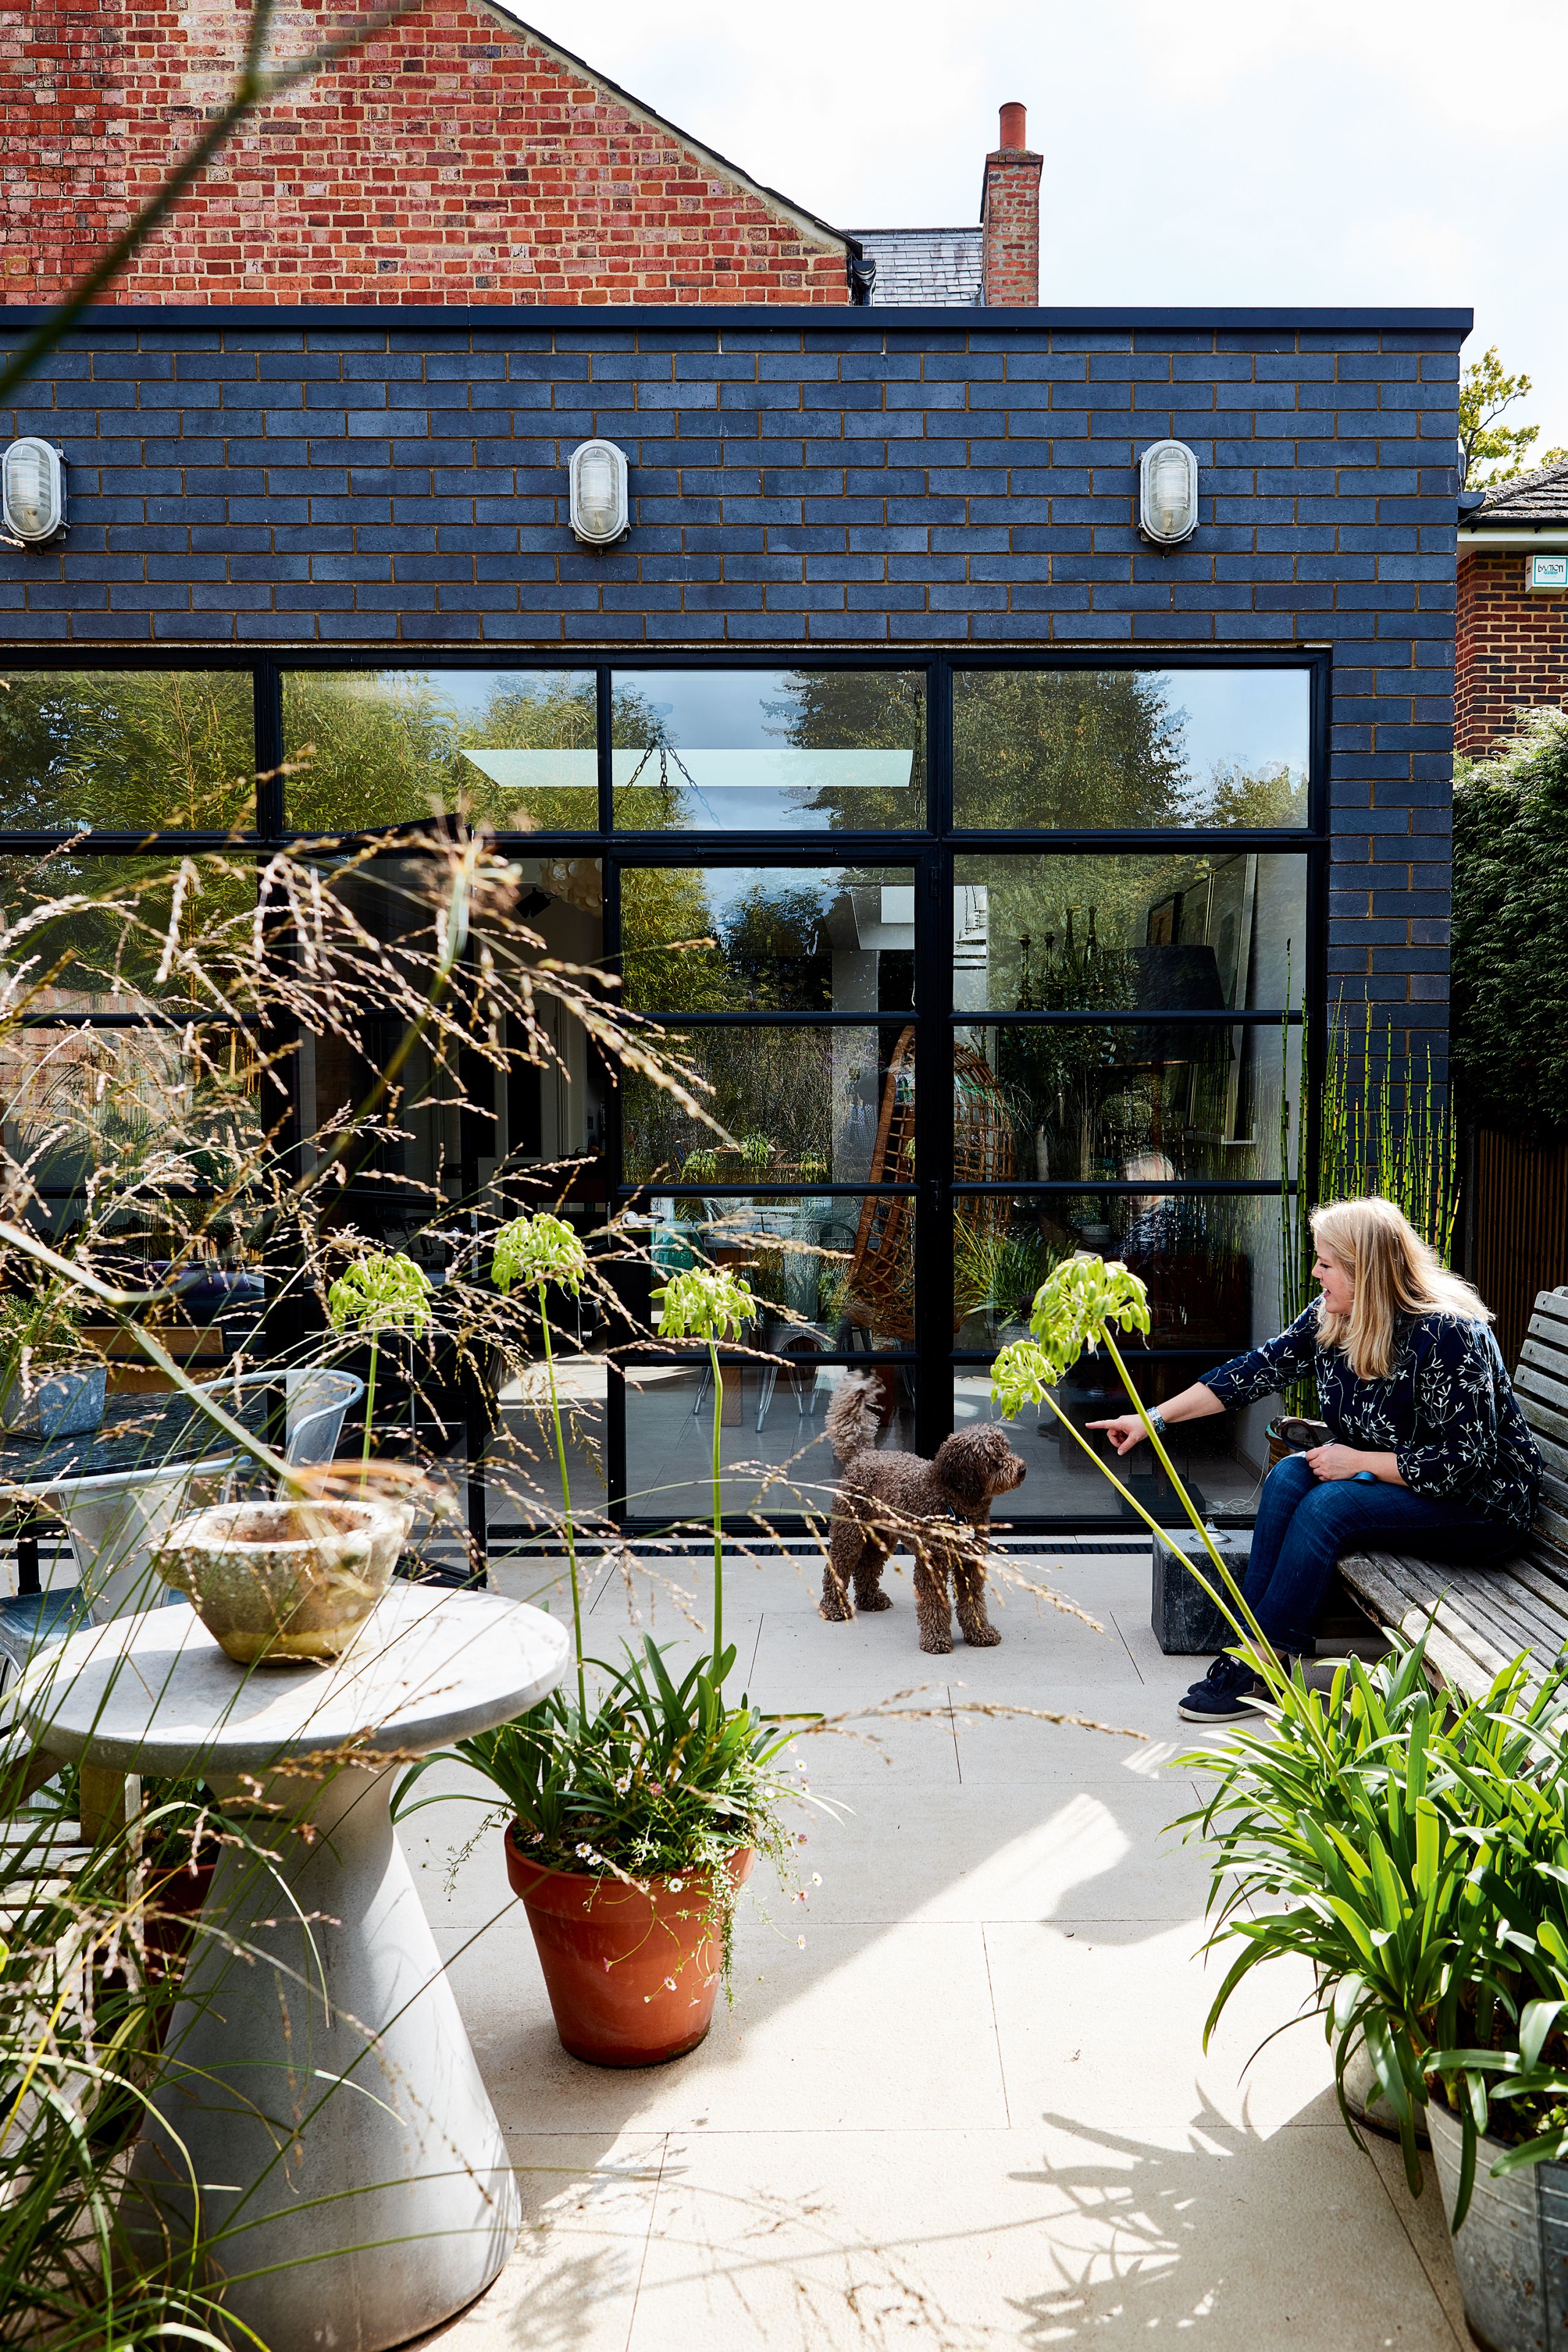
997, 1262, 1568, 2352
0, 1277, 106, 1440
410, 1218, 813, 2067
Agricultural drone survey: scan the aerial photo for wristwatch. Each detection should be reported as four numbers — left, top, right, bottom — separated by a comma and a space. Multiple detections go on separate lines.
1149, 1409, 1167, 1439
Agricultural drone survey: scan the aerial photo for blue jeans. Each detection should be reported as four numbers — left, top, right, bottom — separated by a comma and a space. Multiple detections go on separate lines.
1238, 1452, 1519, 1654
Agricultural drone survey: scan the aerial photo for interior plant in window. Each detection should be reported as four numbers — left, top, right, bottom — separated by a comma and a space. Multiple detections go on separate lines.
409, 1250, 816, 2067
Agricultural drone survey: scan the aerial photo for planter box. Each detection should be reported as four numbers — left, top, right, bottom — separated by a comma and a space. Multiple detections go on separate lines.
1150, 1527, 1251, 1655
0, 1363, 107, 1441
1428, 2098, 1568, 2351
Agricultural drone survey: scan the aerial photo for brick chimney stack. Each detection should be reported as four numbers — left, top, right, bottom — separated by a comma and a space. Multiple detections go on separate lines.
981, 101, 1042, 306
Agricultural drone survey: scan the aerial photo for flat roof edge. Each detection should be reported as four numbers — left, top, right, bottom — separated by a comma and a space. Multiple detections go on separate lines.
0, 302, 1476, 336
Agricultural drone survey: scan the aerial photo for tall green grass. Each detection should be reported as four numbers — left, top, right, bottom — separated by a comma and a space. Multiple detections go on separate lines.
1279, 992, 1461, 1335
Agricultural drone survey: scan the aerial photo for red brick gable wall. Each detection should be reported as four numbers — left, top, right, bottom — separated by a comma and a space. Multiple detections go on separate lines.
0, 0, 850, 305
1457, 549, 1568, 756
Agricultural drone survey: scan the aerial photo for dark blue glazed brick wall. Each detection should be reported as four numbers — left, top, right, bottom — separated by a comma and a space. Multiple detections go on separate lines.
0, 304, 1467, 1043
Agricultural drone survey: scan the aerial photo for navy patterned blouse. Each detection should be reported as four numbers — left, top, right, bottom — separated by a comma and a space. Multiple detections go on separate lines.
1204, 1307, 1543, 1534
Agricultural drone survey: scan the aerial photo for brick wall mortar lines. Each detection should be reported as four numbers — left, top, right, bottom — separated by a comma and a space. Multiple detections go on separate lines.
0, 315, 1463, 1044
1456, 549, 1568, 756
0, 0, 850, 306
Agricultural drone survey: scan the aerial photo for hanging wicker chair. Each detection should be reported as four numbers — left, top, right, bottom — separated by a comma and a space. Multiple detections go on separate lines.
843, 1025, 1014, 1343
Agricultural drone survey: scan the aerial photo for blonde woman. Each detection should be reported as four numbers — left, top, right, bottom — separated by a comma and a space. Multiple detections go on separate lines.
1089, 1197, 1543, 1722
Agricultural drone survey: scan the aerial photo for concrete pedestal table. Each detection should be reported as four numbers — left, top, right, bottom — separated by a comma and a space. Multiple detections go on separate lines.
19, 1584, 570, 2352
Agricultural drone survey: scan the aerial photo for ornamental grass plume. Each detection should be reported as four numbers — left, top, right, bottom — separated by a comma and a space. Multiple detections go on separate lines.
493, 1210, 590, 1710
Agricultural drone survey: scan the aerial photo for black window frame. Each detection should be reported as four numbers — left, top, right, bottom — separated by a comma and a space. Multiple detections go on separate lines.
0, 645, 1328, 1535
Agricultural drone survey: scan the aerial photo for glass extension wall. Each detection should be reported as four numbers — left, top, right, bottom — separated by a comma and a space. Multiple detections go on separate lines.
0, 653, 1321, 1533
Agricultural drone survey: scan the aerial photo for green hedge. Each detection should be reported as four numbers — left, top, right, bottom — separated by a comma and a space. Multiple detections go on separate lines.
1452, 710, 1568, 1141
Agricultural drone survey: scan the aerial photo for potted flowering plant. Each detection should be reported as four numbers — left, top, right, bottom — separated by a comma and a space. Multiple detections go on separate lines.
326, 1248, 435, 1465
992, 1261, 1568, 2351
989, 1254, 1276, 1687
417, 1223, 812, 2067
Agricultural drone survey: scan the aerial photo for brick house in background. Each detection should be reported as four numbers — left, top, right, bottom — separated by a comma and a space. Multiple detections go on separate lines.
1, 2, 1041, 309
1456, 459, 1568, 755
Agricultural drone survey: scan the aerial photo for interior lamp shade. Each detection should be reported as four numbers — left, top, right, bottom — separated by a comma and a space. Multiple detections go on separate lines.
1138, 439, 1199, 546
2, 437, 67, 543
568, 439, 630, 546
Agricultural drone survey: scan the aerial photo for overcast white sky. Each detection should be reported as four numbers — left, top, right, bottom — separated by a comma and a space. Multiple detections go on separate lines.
517, 0, 1568, 458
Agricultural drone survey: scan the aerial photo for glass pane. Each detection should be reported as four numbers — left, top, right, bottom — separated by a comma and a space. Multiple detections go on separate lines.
0, 1017, 263, 1259
954, 1019, 1297, 1184
625, 1363, 915, 1525
0, 852, 258, 1012
951, 1188, 1292, 1354
620, 1022, 914, 1187
953, 852, 1304, 1015
952, 668, 1310, 830
0, 671, 255, 833
611, 670, 925, 832
282, 669, 597, 832
634, 1192, 916, 1349
296, 852, 607, 1213
620, 865, 915, 1012
954, 1370, 1264, 1524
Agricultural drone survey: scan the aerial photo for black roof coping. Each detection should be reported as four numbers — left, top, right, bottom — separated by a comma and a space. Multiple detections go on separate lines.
0, 302, 1476, 336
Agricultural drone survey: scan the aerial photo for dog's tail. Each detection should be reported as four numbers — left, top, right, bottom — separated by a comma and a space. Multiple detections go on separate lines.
825, 1371, 883, 1466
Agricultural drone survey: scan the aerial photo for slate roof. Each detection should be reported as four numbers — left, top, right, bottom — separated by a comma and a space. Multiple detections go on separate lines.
851, 228, 984, 306
1472, 459, 1568, 524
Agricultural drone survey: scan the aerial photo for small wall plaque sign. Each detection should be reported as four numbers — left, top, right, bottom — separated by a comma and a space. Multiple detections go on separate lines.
1528, 552, 1568, 592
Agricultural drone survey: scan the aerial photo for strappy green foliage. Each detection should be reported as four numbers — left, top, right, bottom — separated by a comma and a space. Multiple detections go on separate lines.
1179, 1639, 1568, 2230
450, 1638, 799, 1883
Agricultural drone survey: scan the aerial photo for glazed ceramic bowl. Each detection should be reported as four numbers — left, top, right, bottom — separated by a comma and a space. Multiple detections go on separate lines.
150, 1496, 413, 1665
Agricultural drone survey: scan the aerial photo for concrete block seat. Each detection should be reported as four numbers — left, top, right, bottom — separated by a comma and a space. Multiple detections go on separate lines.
1338, 1286, 1568, 1699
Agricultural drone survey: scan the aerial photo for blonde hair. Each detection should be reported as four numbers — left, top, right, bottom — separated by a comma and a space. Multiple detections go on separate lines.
1311, 1196, 1489, 1379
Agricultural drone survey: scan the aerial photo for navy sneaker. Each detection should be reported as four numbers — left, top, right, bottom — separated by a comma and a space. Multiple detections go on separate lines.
1178, 1653, 1265, 1723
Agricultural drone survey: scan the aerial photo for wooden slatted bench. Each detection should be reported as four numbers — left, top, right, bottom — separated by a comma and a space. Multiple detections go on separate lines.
1338, 1285, 1568, 1701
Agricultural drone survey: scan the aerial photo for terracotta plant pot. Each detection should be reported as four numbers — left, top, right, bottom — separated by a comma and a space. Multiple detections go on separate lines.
150, 1496, 412, 1664
505, 1824, 755, 2067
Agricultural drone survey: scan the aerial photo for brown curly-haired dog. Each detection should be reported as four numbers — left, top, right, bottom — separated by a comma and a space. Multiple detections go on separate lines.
818, 1375, 1027, 1654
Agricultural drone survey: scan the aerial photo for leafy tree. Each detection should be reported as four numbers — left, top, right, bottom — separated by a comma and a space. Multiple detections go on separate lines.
718, 878, 831, 1010
0, 670, 254, 833
1451, 711, 1568, 1139
1459, 345, 1568, 488
284, 669, 600, 833
952, 668, 1189, 828
1203, 760, 1308, 827
618, 867, 734, 1011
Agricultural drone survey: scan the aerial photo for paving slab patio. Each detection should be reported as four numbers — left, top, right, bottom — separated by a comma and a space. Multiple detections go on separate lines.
412, 1547, 1466, 2351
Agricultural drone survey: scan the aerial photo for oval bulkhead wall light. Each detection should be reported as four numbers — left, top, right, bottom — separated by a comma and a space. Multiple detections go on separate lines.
1, 437, 67, 544
568, 438, 630, 547
1138, 439, 1199, 548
